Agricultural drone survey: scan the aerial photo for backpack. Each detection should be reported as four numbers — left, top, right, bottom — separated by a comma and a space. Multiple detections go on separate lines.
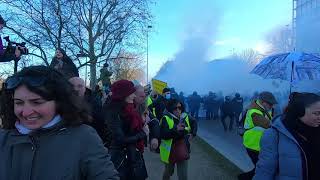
237, 109, 248, 136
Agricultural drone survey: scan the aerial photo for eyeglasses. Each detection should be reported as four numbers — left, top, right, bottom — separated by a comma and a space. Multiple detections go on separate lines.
4, 76, 47, 90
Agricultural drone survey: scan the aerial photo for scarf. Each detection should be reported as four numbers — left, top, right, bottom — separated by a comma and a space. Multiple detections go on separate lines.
284, 117, 320, 180
123, 103, 144, 152
15, 115, 62, 135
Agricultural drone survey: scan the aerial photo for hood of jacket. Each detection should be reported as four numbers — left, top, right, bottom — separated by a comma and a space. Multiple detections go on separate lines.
272, 116, 299, 145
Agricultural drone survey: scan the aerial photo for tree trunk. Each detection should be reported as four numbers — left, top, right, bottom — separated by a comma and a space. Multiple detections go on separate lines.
90, 63, 96, 89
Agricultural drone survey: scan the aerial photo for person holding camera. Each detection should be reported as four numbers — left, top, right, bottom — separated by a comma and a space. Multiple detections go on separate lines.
0, 15, 24, 62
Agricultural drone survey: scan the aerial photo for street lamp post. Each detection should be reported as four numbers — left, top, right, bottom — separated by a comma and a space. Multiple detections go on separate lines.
147, 25, 152, 83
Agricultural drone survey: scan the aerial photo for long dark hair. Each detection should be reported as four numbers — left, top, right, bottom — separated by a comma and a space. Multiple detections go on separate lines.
0, 66, 91, 129
283, 92, 320, 129
52, 48, 75, 65
50, 48, 79, 78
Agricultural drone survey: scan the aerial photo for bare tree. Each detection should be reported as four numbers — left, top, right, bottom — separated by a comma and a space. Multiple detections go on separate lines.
233, 48, 265, 66
66, 0, 152, 87
0, 0, 75, 65
0, 0, 153, 88
111, 51, 145, 83
265, 25, 293, 54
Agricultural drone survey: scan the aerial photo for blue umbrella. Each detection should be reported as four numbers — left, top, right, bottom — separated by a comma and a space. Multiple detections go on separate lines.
251, 52, 320, 92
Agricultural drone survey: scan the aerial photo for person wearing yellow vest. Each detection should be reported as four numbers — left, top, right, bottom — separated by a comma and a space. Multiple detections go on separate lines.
239, 91, 277, 180
146, 91, 157, 118
160, 99, 197, 180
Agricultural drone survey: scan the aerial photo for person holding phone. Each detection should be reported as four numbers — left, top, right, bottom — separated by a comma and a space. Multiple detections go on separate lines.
160, 99, 197, 180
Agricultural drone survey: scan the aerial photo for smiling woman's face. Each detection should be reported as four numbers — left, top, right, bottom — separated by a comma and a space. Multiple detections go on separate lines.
13, 85, 57, 130
300, 101, 320, 127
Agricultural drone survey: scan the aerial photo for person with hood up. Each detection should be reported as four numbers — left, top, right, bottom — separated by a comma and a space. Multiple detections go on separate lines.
104, 80, 148, 180
50, 48, 79, 79
253, 92, 320, 180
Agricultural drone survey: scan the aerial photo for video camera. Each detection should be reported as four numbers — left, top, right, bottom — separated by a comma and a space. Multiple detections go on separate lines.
3, 36, 28, 58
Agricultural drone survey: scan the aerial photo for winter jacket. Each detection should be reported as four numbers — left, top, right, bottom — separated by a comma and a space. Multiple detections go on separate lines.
160, 112, 196, 152
221, 100, 234, 115
104, 108, 146, 150
50, 58, 79, 79
231, 97, 243, 114
149, 95, 168, 120
0, 123, 119, 180
104, 106, 147, 178
84, 89, 112, 148
0, 35, 15, 62
253, 116, 307, 180
147, 117, 160, 141
187, 94, 202, 110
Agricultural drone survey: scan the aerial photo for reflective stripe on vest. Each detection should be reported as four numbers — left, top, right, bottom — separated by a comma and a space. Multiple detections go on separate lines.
160, 115, 191, 164
243, 108, 272, 151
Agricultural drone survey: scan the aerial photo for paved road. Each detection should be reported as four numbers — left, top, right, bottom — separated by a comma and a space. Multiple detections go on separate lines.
197, 118, 253, 171
144, 137, 241, 180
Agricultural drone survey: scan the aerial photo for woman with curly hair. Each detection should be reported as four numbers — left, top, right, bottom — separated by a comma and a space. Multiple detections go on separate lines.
0, 65, 119, 180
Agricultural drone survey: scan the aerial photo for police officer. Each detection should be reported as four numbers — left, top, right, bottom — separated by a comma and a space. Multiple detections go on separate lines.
220, 96, 234, 131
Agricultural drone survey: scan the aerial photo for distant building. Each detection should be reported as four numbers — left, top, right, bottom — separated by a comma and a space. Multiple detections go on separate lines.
293, 0, 320, 53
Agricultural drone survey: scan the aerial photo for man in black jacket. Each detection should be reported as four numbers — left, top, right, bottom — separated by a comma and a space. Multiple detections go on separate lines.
232, 93, 244, 127
149, 87, 171, 121
221, 96, 235, 131
69, 77, 112, 147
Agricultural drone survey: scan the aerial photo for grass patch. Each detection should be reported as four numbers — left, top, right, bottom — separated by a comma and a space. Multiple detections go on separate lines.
194, 136, 243, 174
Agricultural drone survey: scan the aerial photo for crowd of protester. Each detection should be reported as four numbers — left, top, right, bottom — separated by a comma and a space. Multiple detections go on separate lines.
1, 15, 319, 179
0, 53, 199, 180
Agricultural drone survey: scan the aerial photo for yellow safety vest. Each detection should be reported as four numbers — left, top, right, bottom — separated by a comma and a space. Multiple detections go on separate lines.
146, 96, 156, 117
243, 107, 272, 151
159, 115, 191, 164
146, 96, 153, 106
